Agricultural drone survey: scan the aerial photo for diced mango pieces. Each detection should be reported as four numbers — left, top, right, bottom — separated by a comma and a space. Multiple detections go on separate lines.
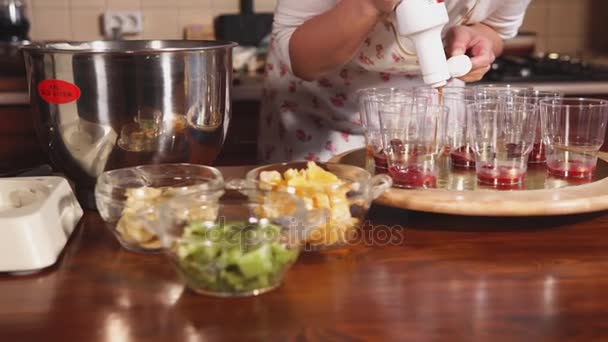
306, 161, 339, 183
257, 162, 359, 246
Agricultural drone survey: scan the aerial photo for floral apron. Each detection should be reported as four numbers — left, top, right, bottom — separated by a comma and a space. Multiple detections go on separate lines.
258, 0, 479, 163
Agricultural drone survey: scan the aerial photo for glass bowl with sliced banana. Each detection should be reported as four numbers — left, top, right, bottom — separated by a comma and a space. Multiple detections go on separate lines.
95, 164, 224, 253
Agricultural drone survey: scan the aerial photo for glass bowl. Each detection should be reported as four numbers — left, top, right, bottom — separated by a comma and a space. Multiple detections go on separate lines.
94, 163, 225, 253
239, 162, 393, 251
140, 189, 306, 297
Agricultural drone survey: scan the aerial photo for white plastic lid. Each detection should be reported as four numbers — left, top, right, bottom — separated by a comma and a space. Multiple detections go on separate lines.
447, 55, 473, 78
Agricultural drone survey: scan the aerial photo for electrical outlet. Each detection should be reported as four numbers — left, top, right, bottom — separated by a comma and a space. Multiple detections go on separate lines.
103, 11, 143, 39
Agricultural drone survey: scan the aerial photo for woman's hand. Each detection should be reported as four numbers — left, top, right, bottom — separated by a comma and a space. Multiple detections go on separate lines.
445, 24, 504, 82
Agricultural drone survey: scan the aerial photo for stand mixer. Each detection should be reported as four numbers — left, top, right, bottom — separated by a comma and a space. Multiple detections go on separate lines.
395, 0, 473, 87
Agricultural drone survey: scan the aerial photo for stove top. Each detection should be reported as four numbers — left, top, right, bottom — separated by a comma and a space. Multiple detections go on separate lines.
481, 53, 608, 83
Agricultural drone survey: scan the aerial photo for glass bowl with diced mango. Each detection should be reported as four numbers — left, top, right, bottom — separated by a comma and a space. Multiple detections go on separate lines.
239, 162, 393, 250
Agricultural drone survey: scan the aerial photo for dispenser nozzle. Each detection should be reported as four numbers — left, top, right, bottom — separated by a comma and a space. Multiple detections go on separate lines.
394, 0, 472, 87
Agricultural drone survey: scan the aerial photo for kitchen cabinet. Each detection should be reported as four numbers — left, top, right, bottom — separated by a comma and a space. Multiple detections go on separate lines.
0, 104, 47, 172
214, 74, 267, 165
0, 77, 47, 172
215, 99, 260, 165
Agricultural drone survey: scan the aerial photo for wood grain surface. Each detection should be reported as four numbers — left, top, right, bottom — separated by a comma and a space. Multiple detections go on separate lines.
330, 150, 608, 217
0, 166, 607, 341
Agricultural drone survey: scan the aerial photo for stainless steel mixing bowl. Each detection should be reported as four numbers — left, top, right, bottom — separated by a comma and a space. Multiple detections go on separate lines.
21, 40, 236, 208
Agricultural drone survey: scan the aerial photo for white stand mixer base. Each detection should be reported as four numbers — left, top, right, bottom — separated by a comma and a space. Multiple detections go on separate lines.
0, 177, 83, 273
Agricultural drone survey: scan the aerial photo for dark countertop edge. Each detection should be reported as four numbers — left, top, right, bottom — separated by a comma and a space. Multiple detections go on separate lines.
0, 92, 28, 105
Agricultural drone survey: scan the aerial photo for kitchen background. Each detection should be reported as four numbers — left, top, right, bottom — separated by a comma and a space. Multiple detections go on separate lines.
3, 0, 608, 171
23, 0, 607, 57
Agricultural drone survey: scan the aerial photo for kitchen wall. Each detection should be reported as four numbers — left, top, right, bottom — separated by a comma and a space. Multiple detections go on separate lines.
27, 0, 592, 56
27, 0, 278, 41
520, 0, 592, 56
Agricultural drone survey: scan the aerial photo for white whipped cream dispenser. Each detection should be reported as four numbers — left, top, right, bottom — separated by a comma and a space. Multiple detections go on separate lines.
395, 0, 473, 87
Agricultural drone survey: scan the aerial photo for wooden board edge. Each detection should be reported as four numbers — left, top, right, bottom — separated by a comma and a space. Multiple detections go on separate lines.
332, 148, 608, 217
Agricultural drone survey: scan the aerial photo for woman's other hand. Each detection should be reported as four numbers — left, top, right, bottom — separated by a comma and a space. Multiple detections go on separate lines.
445, 24, 504, 82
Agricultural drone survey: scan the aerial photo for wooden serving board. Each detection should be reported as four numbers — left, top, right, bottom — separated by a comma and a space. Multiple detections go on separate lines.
330, 149, 608, 217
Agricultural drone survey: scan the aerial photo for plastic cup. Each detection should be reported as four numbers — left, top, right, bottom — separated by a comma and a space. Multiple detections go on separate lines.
380, 103, 449, 189
514, 90, 563, 163
540, 98, 608, 179
416, 86, 476, 168
468, 100, 538, 186
473, 84, 530, 102
358, 88, 425, 174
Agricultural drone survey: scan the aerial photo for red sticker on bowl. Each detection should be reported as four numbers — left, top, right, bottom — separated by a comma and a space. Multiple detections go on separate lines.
38, 79, 81, 105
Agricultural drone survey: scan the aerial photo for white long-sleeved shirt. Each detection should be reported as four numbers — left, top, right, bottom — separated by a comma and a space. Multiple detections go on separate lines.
258, 0, 531, 163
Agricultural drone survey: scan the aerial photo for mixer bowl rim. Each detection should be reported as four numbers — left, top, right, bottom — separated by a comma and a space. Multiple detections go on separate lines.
19, 39, 238, 54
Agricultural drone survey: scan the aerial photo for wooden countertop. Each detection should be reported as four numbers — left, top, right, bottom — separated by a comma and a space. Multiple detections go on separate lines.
1, 165, 608, 341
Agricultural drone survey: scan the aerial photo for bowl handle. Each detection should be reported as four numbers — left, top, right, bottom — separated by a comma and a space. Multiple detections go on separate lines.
225, 178, 264, 196
225, 178, 250, 190
370, 174, 393, 199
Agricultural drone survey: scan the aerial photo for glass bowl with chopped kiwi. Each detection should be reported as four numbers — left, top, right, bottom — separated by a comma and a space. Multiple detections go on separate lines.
95, 164, 225, 253
140, 189, 309, 297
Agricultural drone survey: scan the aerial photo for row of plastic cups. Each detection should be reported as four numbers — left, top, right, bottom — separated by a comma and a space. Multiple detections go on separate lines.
359, 86, 470, 187
468, 96, 607, 185
360, 85, 559, 168
94, 162, 392, 297
359, 86, 481, 176
358, 86, 608, 188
